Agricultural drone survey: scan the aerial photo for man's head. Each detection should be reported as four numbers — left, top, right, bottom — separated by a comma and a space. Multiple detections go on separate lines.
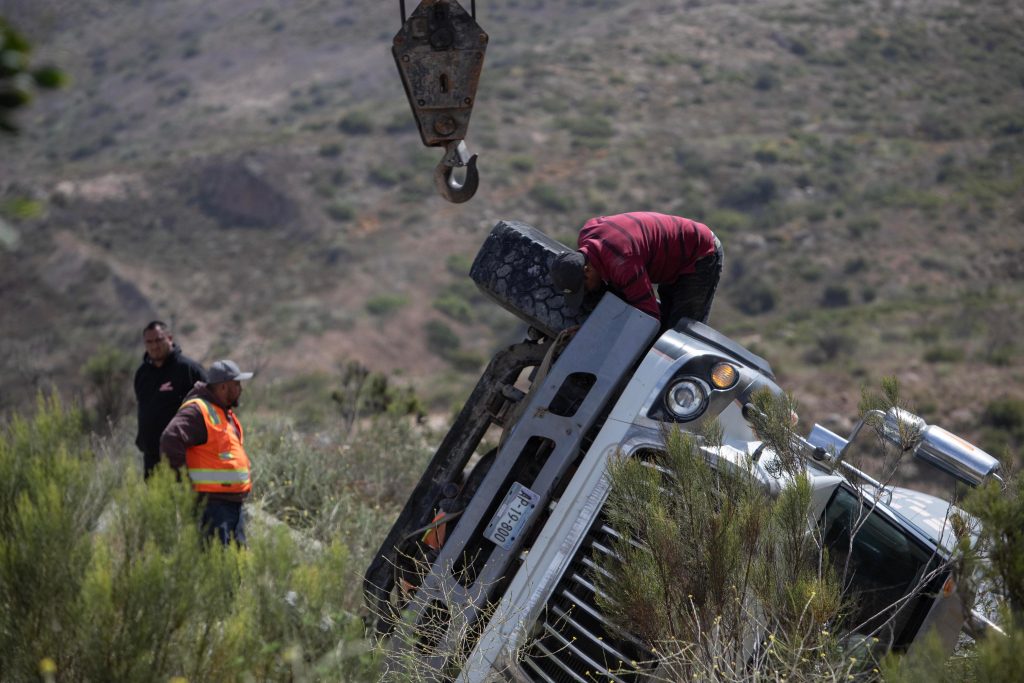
550, 251, 601, 308
207, 359, 254, 409
142, 320, 173, 366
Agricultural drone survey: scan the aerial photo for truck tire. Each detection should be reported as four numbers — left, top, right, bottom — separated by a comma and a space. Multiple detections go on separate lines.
469, 220, 588, 338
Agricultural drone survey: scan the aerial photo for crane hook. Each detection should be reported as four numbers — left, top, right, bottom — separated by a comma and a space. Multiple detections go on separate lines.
434, 140, 479, 204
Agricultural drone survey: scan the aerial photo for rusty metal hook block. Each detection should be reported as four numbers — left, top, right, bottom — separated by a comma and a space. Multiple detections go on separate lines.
393, 0, 487, 202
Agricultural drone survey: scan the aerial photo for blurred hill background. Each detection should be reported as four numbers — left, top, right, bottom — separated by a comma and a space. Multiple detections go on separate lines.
1, 0, 1022, 462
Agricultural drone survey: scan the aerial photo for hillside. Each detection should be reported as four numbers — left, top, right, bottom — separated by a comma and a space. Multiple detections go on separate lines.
1, 0, 1022, 461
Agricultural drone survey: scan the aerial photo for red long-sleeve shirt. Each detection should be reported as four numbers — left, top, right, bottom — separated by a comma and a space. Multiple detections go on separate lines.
577, 212, 717, 319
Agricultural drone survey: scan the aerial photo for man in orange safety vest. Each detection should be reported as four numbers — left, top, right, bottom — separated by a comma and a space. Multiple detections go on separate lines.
160, 359, 254, 546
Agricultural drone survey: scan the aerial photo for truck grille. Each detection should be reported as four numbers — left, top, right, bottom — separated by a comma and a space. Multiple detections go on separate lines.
520, 515, 656, 682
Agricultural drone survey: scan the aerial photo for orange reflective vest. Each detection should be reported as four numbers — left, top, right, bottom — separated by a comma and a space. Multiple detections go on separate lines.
181, 397, 252, 495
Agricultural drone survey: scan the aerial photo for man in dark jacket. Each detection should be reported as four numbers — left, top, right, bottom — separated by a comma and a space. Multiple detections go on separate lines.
550, 212, 724, 332
134, 320, 207, 478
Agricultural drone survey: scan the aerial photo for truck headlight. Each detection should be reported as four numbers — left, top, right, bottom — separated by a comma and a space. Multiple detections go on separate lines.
665, 379, 706, 420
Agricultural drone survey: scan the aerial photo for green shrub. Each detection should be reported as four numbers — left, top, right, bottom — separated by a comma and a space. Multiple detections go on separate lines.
732, 279, 776, 315
720, 175, 777, 210
328, 360, 424, 435
445, 253, 474, 276
596, 415, 851, 678
752, 65, 780, 91
822, 284, 851, 308
0, 196, 45, 220
318, 142, 343, 158
365, 294, 408, 316
923, 346, 966, 364
0, 395, 112, 679
82, 346, 135, 429
424, 319, 460, 358
447, 350, 485, 373
559, 114, 614, 146
368, 166, 402, 188
508, 155, 534, 172
705, 208, 752, 234
338, 111, 374, 135
433, 293, 473, 323
529, 184, 575, 212
325, 201, 355, 223
983, 398, 1024, 438
384, 112, 415, 134
808, 332, 855, 364
847, 216, 882, 238
917, 111, 965, 141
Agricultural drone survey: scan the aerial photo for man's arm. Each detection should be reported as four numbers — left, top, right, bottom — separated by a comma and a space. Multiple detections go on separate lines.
160, 404, 207, 471
611, 259, 660, 320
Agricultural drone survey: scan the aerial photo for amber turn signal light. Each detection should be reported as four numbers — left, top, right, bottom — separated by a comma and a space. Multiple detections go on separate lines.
710, 362, 739, 390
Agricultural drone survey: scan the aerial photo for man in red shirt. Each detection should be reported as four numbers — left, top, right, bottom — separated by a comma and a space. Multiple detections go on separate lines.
550, 212, 723, 331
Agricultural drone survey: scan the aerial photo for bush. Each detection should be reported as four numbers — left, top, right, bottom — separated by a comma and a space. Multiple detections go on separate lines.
596, 416, 853, 679
368, 166, 401, 188
329, 360, 424, 434
365, 294, 407, 316
983, 397, 1024, 438
732, 279, 776, 315
923, 346, 965, 364
318, 142, 343, 158
720, 175, 777, 211
508, 155, 534, 172
433, 293, 473, 323
529, 184, 575, 212
0, 196, 45, 220
325, 201, 355, 223
338, 111, 374, 135
847, 216, 881, 239
424, 319, 461, 359
445, 253, 474, 276
917, 111, 965, 141
561, 114, 614, 145
822, 284, 851, 308
82, 346, 135, 430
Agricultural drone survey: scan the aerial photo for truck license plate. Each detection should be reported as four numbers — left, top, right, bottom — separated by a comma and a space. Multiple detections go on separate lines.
485, 482, 539, 550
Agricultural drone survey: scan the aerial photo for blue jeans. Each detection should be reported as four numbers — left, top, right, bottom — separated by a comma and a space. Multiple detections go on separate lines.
199, 498, 247, 547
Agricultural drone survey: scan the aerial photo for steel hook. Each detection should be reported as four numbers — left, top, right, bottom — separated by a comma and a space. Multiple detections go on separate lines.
433, 140, 479, 204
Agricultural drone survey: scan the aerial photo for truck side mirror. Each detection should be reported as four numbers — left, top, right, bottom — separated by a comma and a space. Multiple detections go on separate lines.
883, 408, 1001, 486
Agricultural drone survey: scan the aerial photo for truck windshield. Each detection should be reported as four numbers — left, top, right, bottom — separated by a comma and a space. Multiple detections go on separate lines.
821, 487, 946, 650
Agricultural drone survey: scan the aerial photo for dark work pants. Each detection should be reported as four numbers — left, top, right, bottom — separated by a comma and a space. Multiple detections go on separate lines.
199, 498, 247, 547
658, 236, 724, 332
142, 450, 161, 480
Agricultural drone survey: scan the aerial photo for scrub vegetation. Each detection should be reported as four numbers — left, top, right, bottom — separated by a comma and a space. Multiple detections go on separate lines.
0, 394, 427, 682
1, 379, 1022, 681
597, 387, 1024, 682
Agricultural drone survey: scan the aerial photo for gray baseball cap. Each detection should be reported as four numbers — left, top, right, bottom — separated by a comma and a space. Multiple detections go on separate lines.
550, 251, 587, 308
207, 359, 254, 384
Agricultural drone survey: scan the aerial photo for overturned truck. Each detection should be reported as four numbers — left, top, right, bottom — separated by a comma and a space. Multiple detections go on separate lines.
364, 220, 1003, 682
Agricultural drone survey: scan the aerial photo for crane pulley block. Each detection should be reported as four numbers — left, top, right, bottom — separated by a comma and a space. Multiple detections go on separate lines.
393, 0, 487, 203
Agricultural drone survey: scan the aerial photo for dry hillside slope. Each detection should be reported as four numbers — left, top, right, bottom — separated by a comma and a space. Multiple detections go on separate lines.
0, 0, 1021, 462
